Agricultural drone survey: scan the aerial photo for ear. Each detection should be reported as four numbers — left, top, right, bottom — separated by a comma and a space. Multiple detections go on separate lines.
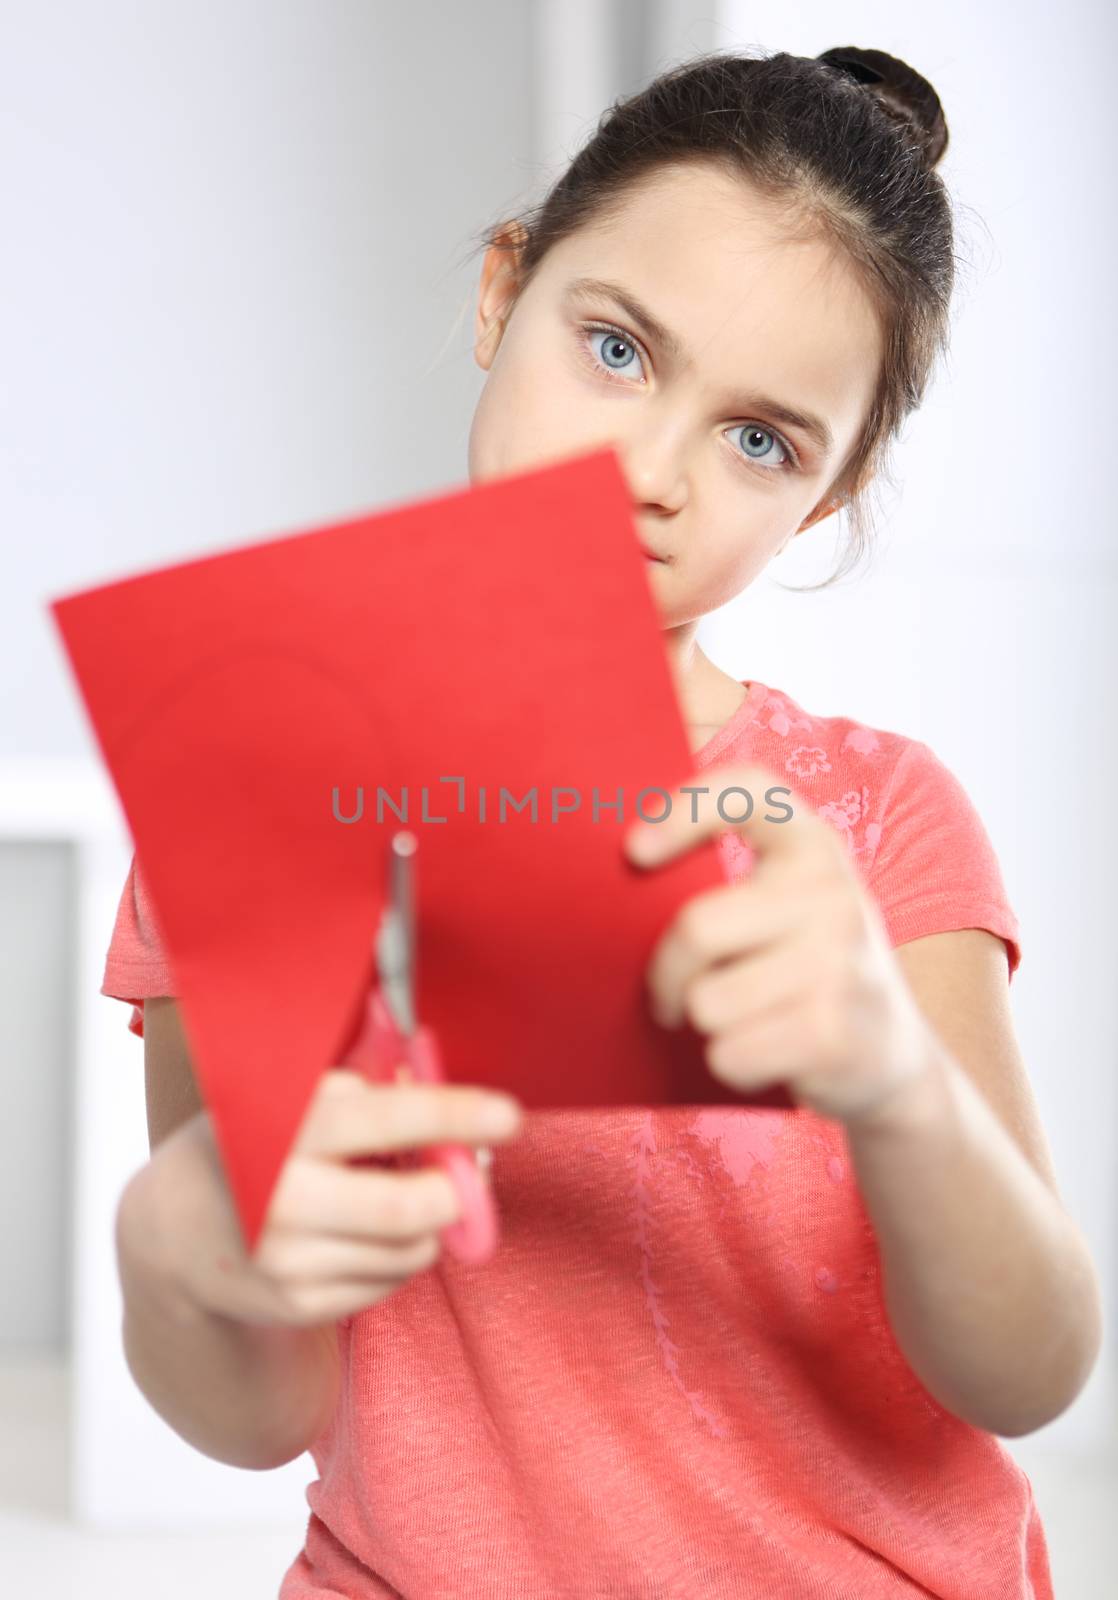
787, 497, 844, 541
474, 222, 529, 372
790, 469, 873, 540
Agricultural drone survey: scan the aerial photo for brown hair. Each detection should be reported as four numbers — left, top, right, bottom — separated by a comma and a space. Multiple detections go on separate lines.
464, 46, 957, 590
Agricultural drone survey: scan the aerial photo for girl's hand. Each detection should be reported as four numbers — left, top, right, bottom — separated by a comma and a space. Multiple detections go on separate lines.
118, 1070, 525, 1330
623, 761, 937, 1128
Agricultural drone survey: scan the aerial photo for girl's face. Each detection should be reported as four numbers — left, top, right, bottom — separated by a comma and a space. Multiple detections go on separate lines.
469, 161, 884, 629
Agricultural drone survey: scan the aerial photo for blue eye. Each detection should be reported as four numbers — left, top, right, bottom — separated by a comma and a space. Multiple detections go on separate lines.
588, 325, 642, 376
577, 321, 799, 476
733, 424, 792, 471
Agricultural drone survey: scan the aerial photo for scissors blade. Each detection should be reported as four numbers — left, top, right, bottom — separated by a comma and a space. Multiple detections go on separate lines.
376, 831, 418, 1038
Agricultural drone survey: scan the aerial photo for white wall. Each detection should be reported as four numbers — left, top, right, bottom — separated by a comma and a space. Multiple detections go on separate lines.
1, 0, 541, 761
709, 0, 1118, 1451
0, 0, 538, 1527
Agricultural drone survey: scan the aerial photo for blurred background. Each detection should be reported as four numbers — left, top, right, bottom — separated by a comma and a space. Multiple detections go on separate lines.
2, 1, 1114, 1594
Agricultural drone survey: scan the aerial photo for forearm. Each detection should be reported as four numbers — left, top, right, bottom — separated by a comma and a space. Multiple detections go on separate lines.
116, 1175, 339, 1471
845, 1039, 1102, 1437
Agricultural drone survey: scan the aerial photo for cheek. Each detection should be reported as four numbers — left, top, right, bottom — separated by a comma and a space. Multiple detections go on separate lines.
468, 384, 534, 488
723, 511, 795, 574
678, 524, 785, 610
698, 519, 772, 577
468, 349, 568, 485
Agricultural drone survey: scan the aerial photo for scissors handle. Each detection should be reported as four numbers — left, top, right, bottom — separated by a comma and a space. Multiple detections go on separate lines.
339, 984, 501, 1267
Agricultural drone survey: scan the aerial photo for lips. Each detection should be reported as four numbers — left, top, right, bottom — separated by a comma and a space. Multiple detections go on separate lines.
640, 546, 667, 563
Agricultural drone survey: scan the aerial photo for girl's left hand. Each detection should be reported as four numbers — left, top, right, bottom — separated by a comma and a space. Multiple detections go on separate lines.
622, 762, 938, 1128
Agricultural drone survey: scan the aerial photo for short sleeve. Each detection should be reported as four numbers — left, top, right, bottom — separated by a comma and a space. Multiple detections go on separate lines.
866, 739, 1022, 983
100, 853, 178, 1039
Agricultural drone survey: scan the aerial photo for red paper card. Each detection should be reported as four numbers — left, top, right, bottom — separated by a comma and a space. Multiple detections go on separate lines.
50, 446, 792, 1249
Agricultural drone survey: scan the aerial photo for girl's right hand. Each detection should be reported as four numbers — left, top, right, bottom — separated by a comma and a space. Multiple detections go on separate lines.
117, 1068, 526, 1329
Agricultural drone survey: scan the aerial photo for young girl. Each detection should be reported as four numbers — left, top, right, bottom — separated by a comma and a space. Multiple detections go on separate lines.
106, 46, 1101, 1599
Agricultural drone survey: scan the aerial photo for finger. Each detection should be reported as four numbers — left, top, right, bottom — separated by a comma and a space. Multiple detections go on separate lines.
269, 1156, 462, 1243
666, 940, 811, 1036
623, 761, 827, 869
270, 1275, 428, 1327
301, 1073, 522, 1158
256, 1225, 443, 1284
645, 880, 799, 1025
704, 1006, 811, 1096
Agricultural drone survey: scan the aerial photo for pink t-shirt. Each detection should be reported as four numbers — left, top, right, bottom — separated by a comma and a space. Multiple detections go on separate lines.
102, 679, 1051, 1598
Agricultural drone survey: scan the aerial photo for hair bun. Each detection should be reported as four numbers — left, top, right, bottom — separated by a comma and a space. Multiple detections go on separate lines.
816, 46, 948, 171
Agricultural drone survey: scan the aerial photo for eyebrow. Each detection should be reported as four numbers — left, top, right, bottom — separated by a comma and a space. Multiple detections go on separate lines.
564, 275, 836, 458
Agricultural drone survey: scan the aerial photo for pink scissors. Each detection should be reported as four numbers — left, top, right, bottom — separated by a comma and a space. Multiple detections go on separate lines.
340, 829, 501, 1267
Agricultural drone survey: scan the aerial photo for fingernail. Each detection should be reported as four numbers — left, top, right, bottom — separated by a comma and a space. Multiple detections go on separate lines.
483, 1096, 523, 1133
627, 826, 659, 862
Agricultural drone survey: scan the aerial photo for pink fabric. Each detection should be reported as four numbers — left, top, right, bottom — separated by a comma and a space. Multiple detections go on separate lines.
102, 679, 1049, 1598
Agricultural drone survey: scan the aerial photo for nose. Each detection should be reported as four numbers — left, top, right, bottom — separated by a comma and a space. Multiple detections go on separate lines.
614, 439, 687, 517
